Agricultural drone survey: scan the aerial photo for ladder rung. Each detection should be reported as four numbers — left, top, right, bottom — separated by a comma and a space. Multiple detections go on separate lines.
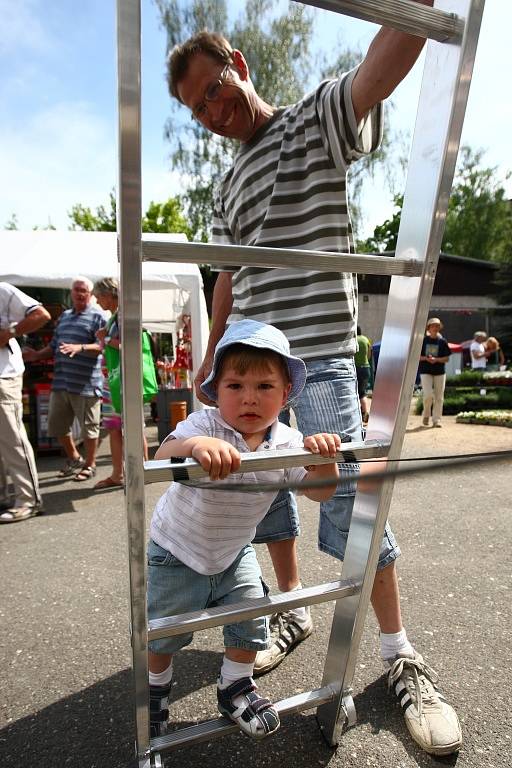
151, 685, 337, 752
141, 238, 423, 278
144, 440, 390, 484
148, 579, 360, 640
297, 0, 463, 43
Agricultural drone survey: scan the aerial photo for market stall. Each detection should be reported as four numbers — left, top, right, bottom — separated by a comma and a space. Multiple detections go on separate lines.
0, 230, 209, 449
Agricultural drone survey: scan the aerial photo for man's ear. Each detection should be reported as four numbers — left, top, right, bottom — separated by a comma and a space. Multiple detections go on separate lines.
231, 49, 249, 80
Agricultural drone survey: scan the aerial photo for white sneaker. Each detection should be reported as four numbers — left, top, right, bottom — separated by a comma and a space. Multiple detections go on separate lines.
387, 652, 462, 755
253, 613, 313, 676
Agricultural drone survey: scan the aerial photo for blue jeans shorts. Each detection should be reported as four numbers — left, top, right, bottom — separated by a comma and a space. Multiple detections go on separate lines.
253, 356, 401, 570
147, 539, 270, 655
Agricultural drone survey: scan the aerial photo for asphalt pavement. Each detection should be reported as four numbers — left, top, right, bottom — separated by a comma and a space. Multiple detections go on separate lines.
1, 411, 511, 768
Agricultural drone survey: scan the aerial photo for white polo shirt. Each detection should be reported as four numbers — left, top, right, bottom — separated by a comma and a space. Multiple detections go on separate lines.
150, 408, 307, 575
0, 282, 41, 379
470, 340, 486, 369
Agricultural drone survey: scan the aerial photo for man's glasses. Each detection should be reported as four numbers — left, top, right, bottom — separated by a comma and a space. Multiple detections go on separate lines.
192, 63, 232, 121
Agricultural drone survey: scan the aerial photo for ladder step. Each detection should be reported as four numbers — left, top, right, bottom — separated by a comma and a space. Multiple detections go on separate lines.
144, 439, 389, 484
148, 580, 360, 641
151, 685, 337, 753
298, 0, 463, 43
141, 237, 422, 277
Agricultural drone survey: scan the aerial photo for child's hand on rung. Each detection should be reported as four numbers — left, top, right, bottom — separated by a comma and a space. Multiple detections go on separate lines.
191, 437, 241, 480
304, 432, 342, 459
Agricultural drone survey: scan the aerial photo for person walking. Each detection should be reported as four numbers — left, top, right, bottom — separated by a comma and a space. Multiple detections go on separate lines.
0, 282, 50, 522
23, 277, 105, 482
167, 3, 462, 755
419, 317, 451, 428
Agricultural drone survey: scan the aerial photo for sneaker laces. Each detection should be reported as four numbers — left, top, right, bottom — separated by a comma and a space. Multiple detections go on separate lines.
388, 656, 440, 719
269, 612, 292, 635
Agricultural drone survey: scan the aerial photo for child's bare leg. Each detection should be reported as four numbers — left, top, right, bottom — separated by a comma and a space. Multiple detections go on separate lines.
149, 650, 173, 673
217, 646, 280, 739
148, 651, 174, 737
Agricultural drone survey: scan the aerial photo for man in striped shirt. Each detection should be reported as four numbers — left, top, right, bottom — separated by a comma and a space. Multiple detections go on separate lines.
167, 2, 462, 755
24, 277, 105, 482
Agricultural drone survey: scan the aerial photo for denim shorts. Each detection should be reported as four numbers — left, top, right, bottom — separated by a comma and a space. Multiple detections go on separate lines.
253, 356, 401, 570
147, 540, 270, 655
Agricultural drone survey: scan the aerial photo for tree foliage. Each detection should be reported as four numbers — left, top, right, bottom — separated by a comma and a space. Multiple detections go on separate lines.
358, 146, 512, 262
69, 191, 117, 231
154, 0, 390, 240
155, 0, 315, 241
4, 213, 19, 230
68, 190, 192, 237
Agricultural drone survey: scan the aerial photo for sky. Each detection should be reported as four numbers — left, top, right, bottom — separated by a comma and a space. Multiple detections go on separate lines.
1, 0, 511, 238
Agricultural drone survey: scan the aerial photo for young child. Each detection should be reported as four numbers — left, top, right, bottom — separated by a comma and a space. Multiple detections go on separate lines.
147, 320, 342, 740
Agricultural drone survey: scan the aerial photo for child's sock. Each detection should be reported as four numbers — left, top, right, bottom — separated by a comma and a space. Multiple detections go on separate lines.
380, 629, 415, 662
218, 657, 254, 690
286, 583, 310, 629
149, 661, 173, 737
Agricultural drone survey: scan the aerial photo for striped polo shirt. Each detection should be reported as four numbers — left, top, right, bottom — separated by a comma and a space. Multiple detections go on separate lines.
50, 304, 106, 396
150, 409, 307, 575
212, 68, 383, 359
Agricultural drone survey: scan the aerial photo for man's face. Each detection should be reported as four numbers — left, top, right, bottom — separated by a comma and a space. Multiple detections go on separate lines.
71, 282, 91, 312
177, 52, 257, 142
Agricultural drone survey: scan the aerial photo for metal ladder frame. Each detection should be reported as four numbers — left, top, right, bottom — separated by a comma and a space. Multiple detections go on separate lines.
116, 1, 485, 765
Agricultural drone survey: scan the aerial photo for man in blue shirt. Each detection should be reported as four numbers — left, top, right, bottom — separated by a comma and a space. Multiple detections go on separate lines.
24, 277, 105, 481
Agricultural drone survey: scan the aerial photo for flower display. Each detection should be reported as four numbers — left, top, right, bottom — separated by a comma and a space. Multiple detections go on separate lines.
456, 410, 512, 428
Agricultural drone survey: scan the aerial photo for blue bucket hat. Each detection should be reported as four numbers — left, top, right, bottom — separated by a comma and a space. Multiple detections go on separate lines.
201, 320, 307, 404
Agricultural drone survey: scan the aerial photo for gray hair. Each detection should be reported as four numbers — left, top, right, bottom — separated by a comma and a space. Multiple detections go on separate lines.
71, 275, 94, 291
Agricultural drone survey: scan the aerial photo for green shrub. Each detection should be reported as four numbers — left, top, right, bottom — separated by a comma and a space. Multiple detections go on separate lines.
446, 370, 484, 387
415, 388, 512, 415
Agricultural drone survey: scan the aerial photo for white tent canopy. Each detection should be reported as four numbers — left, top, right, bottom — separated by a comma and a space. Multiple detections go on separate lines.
0, 231, 209, 397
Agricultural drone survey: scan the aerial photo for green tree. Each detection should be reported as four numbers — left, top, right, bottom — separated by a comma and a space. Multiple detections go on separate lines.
358, 147, 512, 261
68, 190, 191, 237
69, 191, 117, 231
4, 213, 19, 230
358, 194, 402, 253
443, 147, 512, 262
155, 0, 388, 240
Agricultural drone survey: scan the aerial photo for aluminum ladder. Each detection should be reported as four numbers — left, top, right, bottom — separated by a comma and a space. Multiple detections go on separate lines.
116, 1, 485, 765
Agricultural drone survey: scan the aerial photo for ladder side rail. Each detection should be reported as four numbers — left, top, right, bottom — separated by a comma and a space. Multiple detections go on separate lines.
116, 1, 150, 764
317, 0, 484, 745
295, 0, 463, 42
141, 239, 423, 277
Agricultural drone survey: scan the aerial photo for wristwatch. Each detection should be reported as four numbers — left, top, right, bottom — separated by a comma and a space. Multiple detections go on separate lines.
8, 322, 18, 337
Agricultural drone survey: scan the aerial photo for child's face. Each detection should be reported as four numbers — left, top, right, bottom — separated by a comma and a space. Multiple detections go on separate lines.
216, 360, 291, 440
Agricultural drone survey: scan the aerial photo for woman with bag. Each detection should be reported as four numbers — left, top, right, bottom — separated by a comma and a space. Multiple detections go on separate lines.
92, 278, 158, 489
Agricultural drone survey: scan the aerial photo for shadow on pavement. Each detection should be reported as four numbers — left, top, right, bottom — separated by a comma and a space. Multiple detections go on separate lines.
1, 649, 337, 768
36, 487, 104, 517
353, 676, 460, 767
1, 651, 461, 768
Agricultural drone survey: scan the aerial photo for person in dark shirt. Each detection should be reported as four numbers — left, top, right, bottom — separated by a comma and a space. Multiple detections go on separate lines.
419, 317, 451, 428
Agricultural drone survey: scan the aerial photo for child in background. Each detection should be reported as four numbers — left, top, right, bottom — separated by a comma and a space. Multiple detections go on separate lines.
148, 320, 342, 740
